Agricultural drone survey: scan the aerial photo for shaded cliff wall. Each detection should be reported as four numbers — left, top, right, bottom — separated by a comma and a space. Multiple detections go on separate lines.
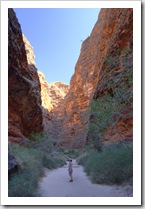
58, 8, 133, 148
8, 9, 43, 144
8, 8, 70, 144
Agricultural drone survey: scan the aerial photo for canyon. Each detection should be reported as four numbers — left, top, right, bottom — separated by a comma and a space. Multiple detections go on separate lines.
8, 8, 133, 151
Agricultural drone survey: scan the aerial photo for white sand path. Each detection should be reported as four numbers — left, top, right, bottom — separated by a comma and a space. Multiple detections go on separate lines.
38, 159, 131, 197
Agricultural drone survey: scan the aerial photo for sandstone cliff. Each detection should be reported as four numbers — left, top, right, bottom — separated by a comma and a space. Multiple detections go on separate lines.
22, 32, 69, 140
37, 71, 69, 139
91, 9, 133, 146
37, 72, 69, 117
8, 8, 70, 144
47, 82, 69, 117
58, 8, 133, 148
8, 9, 43, 144
8, 8, 133, 150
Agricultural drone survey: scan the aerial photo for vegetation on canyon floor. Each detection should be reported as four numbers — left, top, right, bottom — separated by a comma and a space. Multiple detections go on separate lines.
8, 47, 133, 196
8, 8, 133, 197
8, 134, 133, 196
8, 132, 66, 197
77, 141, 133, 185
58, 147, 81, 159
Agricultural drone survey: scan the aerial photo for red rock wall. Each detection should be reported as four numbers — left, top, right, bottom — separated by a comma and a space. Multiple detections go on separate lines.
8, 9, 43, 144
8, 8, 133, 149
58, 8, 133, 148
8, 9, 70, 144
92, 8, 133, 145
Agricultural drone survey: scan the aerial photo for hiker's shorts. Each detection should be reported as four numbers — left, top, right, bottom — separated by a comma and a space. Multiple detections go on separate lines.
68, 169, 73, 175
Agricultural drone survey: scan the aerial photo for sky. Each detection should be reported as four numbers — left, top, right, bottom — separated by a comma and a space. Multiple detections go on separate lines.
14, 8, 100, 84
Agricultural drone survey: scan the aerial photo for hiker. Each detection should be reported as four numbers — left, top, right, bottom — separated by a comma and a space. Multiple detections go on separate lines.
68, 159, 73, 182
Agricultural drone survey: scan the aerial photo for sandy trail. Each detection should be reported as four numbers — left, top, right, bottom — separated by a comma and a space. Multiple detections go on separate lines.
38, 159, 130, 197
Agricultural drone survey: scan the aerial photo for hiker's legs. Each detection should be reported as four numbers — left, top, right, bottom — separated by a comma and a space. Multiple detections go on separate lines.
69, 173, 73, 181
69, 171, 73, 181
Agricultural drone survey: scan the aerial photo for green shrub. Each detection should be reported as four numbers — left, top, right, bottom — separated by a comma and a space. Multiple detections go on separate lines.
9, 144, 44, 197
58, 148, 81, 159
9, 172, 39, 197
29, 132, 53, 153
8, 133, 66, 197
78, 142, 133, 185
41, 152, 66, 169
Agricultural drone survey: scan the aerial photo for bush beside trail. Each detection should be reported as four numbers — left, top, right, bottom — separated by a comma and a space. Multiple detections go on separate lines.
77, 142, 133, 185
8, 133, 66, 197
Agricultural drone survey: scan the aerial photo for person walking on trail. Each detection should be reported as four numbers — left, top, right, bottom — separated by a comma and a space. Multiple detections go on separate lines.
68, 159, 73, 182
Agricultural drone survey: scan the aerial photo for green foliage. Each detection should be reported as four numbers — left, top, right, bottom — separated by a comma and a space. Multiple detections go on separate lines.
104, 47, 131, 70
76, 150, 93, 165
9, 144, 43, 197
87, 46, 133, 149
41, 152, 66, 169
104, 54, 120, 72
9, 172, 38, 197
58, 147, 81, 159
90, 94, 115, 132
87, 94, 116, 150
105, 55, 113, 63
30, 132, 67, 167
121, 47, 131, 56
77, 142, 133, 185
9, 132, 66, 197
29, 132, 54, 153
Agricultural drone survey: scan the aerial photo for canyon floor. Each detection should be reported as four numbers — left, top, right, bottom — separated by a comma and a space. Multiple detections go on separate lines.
38, 160, 132, 197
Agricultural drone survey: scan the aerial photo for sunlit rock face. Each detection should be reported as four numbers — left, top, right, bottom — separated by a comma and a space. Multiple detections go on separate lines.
38, 72, 53, 112
22, 34, 35, 66
47, 82, 69, 117
37, 72, 69, 117
37, 71, 69, 138
8, 9, 43, 144
58, 8, 133, 148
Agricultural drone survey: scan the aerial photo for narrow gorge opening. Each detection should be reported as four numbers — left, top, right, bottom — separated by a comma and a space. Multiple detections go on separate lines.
11, 8, 101, 149
8, 7, 134, 198
14, 8, 100, 85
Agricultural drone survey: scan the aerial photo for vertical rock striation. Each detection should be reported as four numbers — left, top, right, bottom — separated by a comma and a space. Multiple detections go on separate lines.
8, 8, 133, 150
91, 9, 133, 145
8, 9, 43, 144
58, 8, 133, 148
